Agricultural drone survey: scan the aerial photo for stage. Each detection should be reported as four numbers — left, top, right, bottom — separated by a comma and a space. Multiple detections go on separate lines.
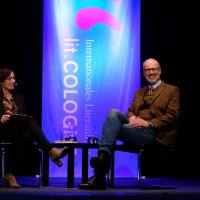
0, 178, 200, 200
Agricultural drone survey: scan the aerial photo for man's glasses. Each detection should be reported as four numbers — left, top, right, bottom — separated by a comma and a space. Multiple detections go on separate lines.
143, 67, 160, 73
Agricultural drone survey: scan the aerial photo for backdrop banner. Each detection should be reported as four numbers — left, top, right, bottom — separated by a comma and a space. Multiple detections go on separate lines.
43, 0, 140, 177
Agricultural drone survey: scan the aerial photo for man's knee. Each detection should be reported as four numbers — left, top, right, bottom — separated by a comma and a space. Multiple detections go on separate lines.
108, 109, 122, 117
107, 109, 129, 124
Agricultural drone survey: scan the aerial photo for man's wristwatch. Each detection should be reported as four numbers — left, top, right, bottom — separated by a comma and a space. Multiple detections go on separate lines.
148, 121, 154, 128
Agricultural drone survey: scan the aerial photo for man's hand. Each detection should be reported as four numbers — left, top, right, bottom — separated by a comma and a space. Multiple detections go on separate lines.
129, 116, 149, 129
1, 114, 10, 123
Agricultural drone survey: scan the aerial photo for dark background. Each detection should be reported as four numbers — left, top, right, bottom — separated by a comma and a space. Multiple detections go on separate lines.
0, 0, 199, 178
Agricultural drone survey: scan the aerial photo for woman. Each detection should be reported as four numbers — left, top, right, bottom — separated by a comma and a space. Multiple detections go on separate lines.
0, 66, 68, 188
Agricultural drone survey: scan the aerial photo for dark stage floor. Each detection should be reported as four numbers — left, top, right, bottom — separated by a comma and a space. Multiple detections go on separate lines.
0, 178, 200, 200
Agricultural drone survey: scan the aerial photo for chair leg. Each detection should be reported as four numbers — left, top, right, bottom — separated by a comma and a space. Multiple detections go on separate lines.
108, 152, 141, 188
108, 147, 176, 189
20, 148, 43, 187
38, 149, 43, 187
1, 144, 43, 187
2, 148, 5, 180
0, 148, 5, 187
108, 153, 114, 187
137, 151, 142, 188
139, 149, 175, 190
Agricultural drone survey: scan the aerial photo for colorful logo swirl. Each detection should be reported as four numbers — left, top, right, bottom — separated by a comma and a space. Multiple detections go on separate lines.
75, 7, 121, 31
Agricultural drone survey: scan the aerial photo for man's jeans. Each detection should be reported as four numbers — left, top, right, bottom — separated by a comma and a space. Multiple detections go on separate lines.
98, 109, 156, 156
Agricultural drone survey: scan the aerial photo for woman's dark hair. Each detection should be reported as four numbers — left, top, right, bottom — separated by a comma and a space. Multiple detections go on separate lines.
0, 66, 15, 96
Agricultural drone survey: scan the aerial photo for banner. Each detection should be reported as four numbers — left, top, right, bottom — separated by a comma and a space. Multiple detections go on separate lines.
43, 0, 140, 177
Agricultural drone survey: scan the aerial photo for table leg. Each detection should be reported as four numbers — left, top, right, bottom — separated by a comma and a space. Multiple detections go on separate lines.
82, 147, 89, 183
42, 151, 49, 186
67, 147, 74, 188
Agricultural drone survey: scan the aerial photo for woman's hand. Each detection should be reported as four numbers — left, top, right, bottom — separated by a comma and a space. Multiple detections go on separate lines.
1, 114, 11, 123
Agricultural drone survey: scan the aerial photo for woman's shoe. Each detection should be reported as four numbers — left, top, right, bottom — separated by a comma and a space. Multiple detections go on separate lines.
4, 173, 21, 188
49, 146, 68, 167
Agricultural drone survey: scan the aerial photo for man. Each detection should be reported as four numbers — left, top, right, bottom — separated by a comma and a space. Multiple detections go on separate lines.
78, 58, 180, 189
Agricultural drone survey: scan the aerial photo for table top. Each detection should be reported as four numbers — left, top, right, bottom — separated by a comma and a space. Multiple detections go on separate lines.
52, 142, 99, 148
